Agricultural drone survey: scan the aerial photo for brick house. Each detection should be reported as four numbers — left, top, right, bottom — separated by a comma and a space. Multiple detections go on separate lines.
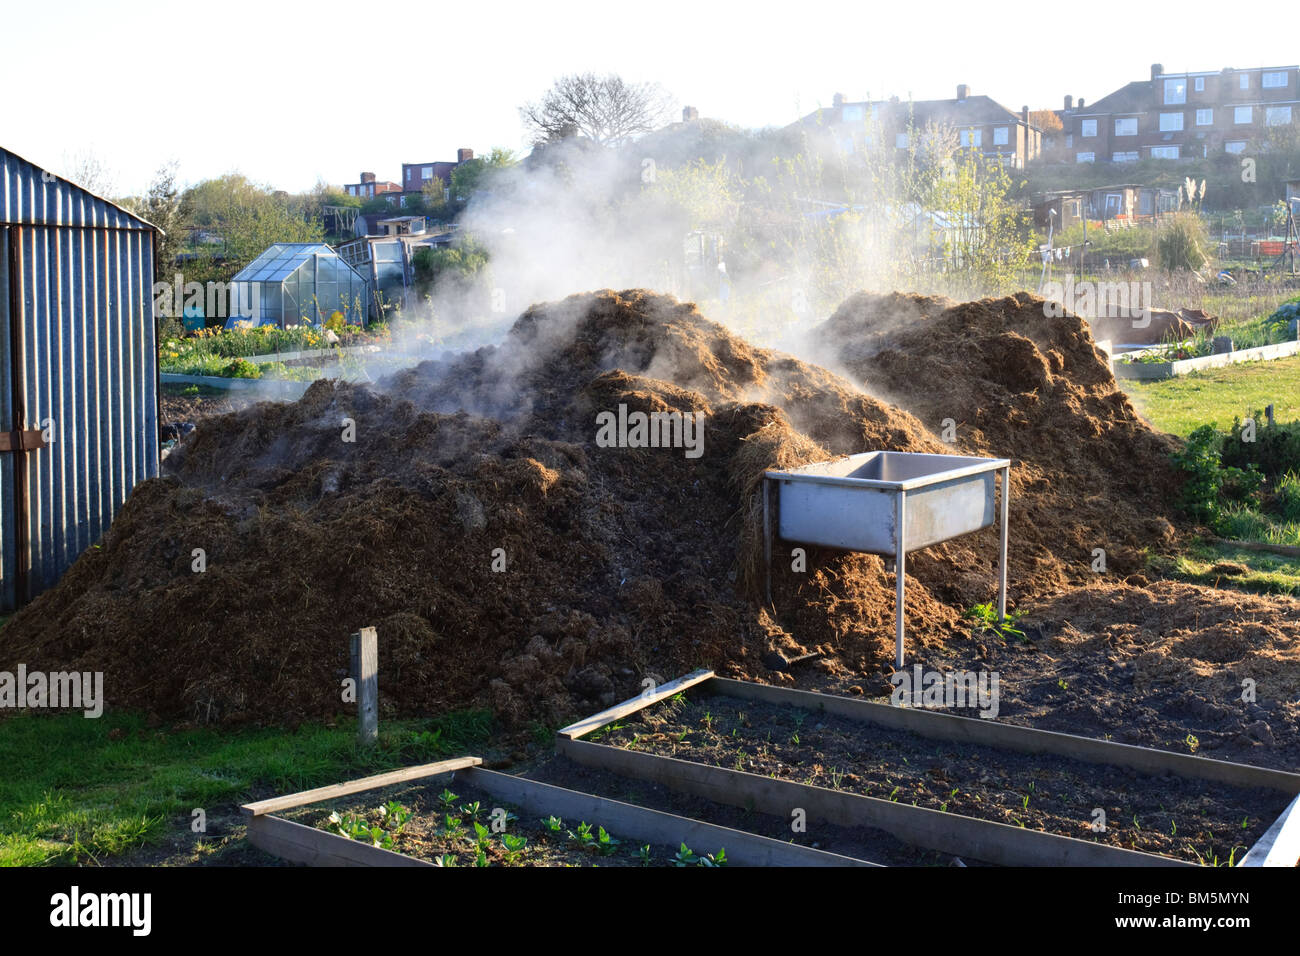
343, 171, 402, 200
401, 148, 474, 202
1058, 63, 1299, 164
793, 85, 1044, 168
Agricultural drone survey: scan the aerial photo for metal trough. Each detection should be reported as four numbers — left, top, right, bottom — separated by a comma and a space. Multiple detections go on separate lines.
764, 452, 1011, 668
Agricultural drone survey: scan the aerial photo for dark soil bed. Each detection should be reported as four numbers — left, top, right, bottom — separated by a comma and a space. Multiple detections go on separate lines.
279, 778, 735, 867
593, 692, 1289, 865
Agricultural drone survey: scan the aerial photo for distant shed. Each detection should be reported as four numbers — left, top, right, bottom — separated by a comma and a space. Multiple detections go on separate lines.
1, 145, 159, 611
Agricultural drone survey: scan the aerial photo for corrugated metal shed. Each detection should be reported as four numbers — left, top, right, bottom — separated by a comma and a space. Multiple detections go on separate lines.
1, 145, 158, 611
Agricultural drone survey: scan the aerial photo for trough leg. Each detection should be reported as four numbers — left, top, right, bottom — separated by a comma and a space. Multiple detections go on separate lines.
895, 490, 907, 670
997, 465, 1010, 622
762, 478, 772, 607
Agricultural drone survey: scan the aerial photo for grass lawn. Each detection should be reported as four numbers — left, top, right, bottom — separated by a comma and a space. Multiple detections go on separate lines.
0, 708, 498, 866
1149, 539, 1300, 598
1121, 354, 1300, 437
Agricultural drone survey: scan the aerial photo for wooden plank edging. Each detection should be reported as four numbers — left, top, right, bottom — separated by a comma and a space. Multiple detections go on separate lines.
247, 814, 432, 867
557, 669, 714, 740
459, 766, 877, 867
241, 756, 482, 817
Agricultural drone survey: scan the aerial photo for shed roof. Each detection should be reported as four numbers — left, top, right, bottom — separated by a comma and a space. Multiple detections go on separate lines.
0, 144, 155, 231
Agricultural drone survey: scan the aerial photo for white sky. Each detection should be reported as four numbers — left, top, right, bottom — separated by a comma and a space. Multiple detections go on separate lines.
3, 0, 1294, 194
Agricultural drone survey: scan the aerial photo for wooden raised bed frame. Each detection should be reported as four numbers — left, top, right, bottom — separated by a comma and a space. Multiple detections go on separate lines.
557, 670, 1300, 868
241, 755, 876, 867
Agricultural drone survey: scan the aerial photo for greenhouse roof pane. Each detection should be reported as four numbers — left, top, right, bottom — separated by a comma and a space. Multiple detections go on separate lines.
231, 243, 336, 282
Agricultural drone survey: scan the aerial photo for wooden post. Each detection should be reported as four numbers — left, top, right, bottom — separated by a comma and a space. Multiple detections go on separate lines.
350, 627, 378, 746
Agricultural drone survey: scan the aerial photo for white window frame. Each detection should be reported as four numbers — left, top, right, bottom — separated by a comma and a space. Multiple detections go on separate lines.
1195, 109, 1213, 126
1164, 78, 1186, 104
1159, 112, 1184, 131
1240, 74, 1250, 89
993, 126, 1009, 145
1234, 105, 1253, 124
960, 128, 982, 147
1112, 151, 1139, 163
1225, 141, 1247, 154
1114, 117, 1138, 136
1262, 71, 1287, 89
1194, 77, 1205, 92
1266, 106, 1293, 127
1080, 119, 1097, 137
1150, 146, 1180, 159
1076, 151, 1095, 163
422, 166, 433, 178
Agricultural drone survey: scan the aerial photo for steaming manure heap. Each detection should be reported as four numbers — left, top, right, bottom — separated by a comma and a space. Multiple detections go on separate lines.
0, 289, 1198, 728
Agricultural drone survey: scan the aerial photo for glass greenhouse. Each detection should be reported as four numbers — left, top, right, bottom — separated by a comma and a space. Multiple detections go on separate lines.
226, 243, 370, 328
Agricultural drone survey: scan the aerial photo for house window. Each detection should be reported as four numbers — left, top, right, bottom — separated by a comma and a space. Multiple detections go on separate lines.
422, 166, 433, 178
1263, 71, 1288, 89
1159, 112, 1184, 131
1196, 109, 1213, 126
1080, 119, 1097, 137
1065, 134, 1073, 147
1266, 106, 1293, 126
993, 126, 1009, 145
1240, 74, 1250, 89
1114, 117, 1138, 136
1112, 151, 1139, 163
1150, 146, 1180, 159
1076, 151, 1095, 163
960, 128, 982, 147
1194, 77, 1205, 91
406, 169, 413, 181
1235, 106, 1253, 124
895, 132, 910, 148
1225, 141, 1247, 154
1164, 78, 1186, 104
842, 105, 865, 123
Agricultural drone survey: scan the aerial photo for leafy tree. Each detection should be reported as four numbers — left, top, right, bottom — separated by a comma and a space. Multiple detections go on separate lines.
182, 174, 324, 282
122, 161, 190, 279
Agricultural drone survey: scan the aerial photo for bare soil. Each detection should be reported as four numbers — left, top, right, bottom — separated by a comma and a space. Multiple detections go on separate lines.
594, 691, 1288, 865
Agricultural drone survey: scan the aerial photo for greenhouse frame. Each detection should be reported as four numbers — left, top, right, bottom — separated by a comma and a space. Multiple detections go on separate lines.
227, 243, 370, 328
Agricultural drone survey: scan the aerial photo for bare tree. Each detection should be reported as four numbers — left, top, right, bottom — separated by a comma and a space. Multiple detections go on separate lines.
520, 73, 672, 147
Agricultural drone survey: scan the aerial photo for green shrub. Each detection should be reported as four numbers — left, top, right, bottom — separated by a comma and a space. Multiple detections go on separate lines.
1171, 424, 1262, 525
1221, 413, 1300, 479
1274, 471, 1300, 523
1156, 213, 1209, 272
222, 358, 262, 379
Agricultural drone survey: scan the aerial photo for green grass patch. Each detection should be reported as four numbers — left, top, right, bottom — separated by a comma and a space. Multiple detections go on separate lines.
1122, 355, 1300, 437
0, 708, 493, 866
1150, 540, 1300, 597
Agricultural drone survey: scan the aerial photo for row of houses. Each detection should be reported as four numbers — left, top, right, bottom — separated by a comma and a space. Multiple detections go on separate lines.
343, 148, 476, 207
794, 62, 1300, 168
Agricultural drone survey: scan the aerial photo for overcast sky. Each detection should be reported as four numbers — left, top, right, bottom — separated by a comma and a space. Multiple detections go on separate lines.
3, 0, 1294, 195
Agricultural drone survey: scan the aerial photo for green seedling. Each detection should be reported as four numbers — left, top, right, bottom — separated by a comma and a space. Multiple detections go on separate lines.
462, 800, 483, 821
433, 854, 458, 867
1185, 733, 1200, 754
438, 788, 459, 810
443, 813, 465, 839
541, 815, 564, 833
596, 826, 620, 855
473, 821, 490, 849
674, 842, 699, 866
698, 848, 728, 867
474, 848, 490, 868
964, 602, 1027, 642
638, 844, 653, 866
500, 833, 528, 864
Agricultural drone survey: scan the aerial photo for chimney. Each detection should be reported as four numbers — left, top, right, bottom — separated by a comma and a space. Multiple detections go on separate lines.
956, 84, 970, 101
682, 105, 699, 122
1064, 94, 1073, 110
456, 148, 474, 163
1022, 105, 1029, 124
832, 93, 844, 108
1077, 98, 1085, 110
360, 171, 376, 183
1151, 63, 1164, 80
